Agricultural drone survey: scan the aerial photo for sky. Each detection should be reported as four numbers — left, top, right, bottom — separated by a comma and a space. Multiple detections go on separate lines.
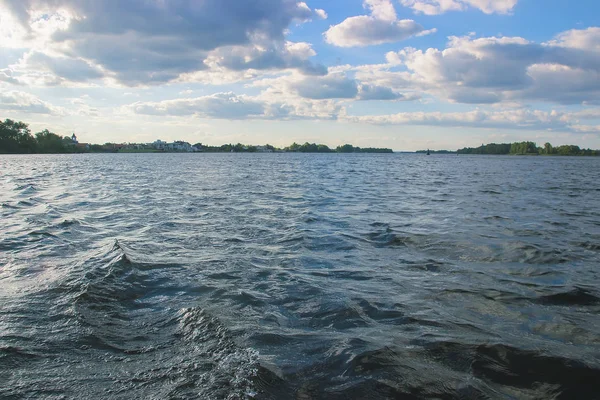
0, 0, 599, 151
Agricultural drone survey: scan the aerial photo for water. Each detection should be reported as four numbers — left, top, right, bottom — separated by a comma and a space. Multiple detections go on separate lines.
1, 153, 599, 399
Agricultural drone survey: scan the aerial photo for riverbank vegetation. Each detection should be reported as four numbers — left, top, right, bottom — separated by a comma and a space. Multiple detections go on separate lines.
0, 119, 393, 154
284, 143, 393, 153
4, 118, 597, 156
457, 141, 599, 156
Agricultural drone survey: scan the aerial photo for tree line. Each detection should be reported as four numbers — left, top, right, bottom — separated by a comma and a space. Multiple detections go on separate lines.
456, 141, 599, 156
0, 119, 78, 154
284, 142, 393, 153
0, 119, 394, 154
195, 142, 393, 153
0, 119, 117, 154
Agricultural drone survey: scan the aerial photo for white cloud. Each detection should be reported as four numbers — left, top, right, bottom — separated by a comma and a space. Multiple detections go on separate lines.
315, 9, 328, 19
357, 84, 418, 100
123, 88, 599, 135
204, 41, 327, 77
290, 75, 359, 99
365, 0, 398, 21
13, 51, 105, 85
0, 90, 64, 114
127, 93, 265, 119
251, 72, 349, 99
125, 91, 344, 121
348, 108, 598, 133
324, 0, 434, 47
0, 68, 21, 85
520, 64, 600, 105
0, 0, 327, 86
400, 0, 519, 15
376, 28, 600, 105
68, 97, 101, 117
548, 27, 600, 51
251, 70, 422, 102
574, 108, 600, 119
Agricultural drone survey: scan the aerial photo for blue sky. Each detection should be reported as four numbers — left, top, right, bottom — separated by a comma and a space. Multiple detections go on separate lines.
0, 0, 599, 150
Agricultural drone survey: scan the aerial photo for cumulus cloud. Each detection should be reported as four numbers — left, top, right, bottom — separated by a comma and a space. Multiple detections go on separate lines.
377, 28, 600, 105
125, 91, 343, 120
251, 70, 422, 102
0, 0, 327, 85
68, 96, 100, 117
127, 93, 265, 119
315, 9, 328, 19
0, 90, 63, 114
365, 0, 398, 21
574, 108, 600, 119
324, 0, 434, 47
348, 108, 597, 133
290, 75, 359, 99
357, 84, 419, 100
123, 87, 599, 134
205, 41, 327, 76
358, 84, 402, 100
548, 27, 600, 52
15, 51, 105, 84
248, 65, 427, 105
520, 64, 600, 105
0, 68, 21, 85
400, 0, 519, 15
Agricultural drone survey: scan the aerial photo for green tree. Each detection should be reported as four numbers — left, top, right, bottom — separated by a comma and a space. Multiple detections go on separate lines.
286, 142, 300, 152
0, 119, 37, 153
35, 129, 68, 153
510, 141, 537, 155
336, 144, 355, 153
555, 145, 581, 155
542, 142, 554, 155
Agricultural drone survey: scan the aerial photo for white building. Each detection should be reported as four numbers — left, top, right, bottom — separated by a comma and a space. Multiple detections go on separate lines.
153, 139, 198, 152
153, 140, 167, 150
256, 145, 273, 153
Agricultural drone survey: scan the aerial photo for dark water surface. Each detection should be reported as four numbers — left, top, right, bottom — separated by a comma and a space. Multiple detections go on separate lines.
1, 153, 599, 399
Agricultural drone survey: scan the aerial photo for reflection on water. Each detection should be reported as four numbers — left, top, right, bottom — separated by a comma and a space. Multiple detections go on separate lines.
1, 153, 599, 399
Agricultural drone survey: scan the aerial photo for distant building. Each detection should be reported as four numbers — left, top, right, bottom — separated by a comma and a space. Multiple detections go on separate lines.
71, 133, 78, 144
153, 139, 198, 152
256, 145, 273, 153
153, 139, 167, 150
103, 143, 126, 151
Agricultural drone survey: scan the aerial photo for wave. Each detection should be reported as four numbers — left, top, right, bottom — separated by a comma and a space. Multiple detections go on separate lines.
535, 287, 600, 306
574, 241, 600, 251
316, 341, 600, 399
364, 224, 425, 248
2, 154, 599, 400
364, 224, 577, 264
30, 240, 261, 399
15, 183, 38, 194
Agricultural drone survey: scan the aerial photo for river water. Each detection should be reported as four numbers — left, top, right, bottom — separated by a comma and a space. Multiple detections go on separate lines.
1, 153, 599, 399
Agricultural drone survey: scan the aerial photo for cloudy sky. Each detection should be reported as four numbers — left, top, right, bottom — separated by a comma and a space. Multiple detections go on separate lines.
1, 0, 599, 150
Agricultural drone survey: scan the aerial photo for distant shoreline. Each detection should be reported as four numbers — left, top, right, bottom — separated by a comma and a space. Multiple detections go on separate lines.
419, 141, 599, 156
2, 119, 598, 156
1, 118, 394, 154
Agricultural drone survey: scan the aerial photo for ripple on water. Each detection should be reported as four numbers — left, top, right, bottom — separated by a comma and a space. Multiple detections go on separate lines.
1, 153, 599, 399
